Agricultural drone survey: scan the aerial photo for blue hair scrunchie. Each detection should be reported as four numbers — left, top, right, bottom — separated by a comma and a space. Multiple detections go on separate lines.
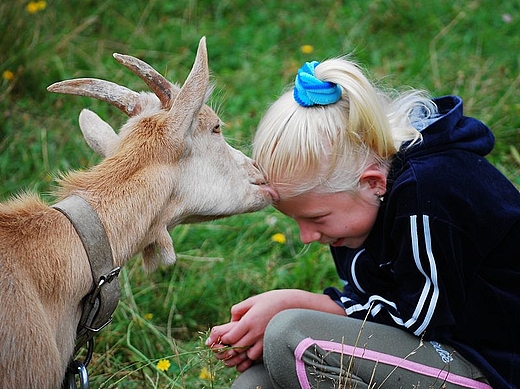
293, 61, 342, 107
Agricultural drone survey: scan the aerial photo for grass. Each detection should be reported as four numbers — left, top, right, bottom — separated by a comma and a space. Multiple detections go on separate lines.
1, 0, 519, 387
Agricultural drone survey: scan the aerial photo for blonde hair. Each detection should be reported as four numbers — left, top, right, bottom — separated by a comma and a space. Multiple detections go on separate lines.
253, 57, 436, 199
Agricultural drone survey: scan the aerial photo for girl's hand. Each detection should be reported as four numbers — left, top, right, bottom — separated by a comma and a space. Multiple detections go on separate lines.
206, 289, 344, 371
206, 290, 288, 369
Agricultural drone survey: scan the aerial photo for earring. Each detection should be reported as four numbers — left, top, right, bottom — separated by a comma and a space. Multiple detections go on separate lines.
376, 191, 384, 202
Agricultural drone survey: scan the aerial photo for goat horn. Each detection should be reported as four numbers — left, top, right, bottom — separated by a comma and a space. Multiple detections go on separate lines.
47, 78, 141, 116
113, 53, 174, 109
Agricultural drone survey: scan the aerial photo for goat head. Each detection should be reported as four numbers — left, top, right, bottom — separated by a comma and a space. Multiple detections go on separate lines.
47, 37, 276, 269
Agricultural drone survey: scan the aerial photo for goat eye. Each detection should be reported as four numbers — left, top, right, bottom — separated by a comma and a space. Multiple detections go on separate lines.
212, 123, 221, 134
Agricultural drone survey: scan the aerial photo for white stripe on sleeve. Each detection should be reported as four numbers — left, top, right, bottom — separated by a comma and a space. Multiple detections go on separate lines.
405, 215, 439, 335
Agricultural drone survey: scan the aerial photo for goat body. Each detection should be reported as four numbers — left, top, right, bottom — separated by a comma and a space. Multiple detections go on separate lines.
0, 37, 274, 388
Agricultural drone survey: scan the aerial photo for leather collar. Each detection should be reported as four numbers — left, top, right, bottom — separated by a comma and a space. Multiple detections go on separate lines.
52, 195, 121, 355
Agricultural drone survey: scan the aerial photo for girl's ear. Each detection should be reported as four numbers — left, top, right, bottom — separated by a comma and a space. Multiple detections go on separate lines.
359, 165, 387, 195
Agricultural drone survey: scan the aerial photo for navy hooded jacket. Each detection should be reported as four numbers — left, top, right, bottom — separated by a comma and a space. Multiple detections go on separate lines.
325, 96, 520, 388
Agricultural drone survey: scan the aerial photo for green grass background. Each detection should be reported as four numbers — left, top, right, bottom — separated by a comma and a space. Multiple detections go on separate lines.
1, 0, 519, 387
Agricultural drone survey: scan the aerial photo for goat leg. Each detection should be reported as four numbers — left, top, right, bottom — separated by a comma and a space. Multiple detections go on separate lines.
142, 229, 176, 270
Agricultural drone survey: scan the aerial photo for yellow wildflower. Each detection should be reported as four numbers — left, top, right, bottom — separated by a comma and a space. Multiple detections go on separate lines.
2, 70, 14, 82
271, 232, 287, 244
198, 366, 215, 381
144, 313, 153, 321
26, 1, 46, 14
301, 44, 314, 54
156, 358, 171, 372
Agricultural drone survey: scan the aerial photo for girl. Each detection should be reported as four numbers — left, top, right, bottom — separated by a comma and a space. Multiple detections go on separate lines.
206, 59, 520, 389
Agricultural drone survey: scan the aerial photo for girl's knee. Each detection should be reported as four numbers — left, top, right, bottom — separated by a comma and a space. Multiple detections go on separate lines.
264, 309, 331, 367
265, 308, 307, 343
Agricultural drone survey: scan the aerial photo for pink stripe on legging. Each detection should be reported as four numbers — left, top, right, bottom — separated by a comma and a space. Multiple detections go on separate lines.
294, 337, 492, 389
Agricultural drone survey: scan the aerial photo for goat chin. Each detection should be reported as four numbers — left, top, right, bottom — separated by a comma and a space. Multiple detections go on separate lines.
1, 37, 274, 387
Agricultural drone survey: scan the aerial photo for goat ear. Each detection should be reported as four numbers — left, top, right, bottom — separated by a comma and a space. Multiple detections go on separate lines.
78, 109, 120, 158
168, 36, 210, 135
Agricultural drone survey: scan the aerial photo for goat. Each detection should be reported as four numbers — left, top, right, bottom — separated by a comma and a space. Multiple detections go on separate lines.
0, 37, 275, 388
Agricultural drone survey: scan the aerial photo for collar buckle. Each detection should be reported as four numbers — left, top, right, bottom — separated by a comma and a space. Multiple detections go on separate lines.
89, 266, 121, 304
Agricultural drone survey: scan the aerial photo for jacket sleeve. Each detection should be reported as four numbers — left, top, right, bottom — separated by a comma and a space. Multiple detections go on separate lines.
325, 214, 460, 336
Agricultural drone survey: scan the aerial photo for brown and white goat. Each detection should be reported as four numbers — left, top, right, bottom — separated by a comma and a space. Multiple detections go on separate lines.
0, 37, 274, 388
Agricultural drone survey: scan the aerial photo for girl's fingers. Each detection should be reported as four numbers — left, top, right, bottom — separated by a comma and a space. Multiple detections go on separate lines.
236, 358, 254, 372
211, 344, 251, 361
211, 345, 234, 359
206, 322, 237, 347
223, 351, 249, 368
245, 342, 263, 361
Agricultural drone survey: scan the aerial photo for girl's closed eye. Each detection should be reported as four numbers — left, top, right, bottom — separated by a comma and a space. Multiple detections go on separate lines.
308, 215, 328, 223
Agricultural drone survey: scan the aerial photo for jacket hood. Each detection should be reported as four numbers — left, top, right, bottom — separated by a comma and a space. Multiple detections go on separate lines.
403, 95, 495, 159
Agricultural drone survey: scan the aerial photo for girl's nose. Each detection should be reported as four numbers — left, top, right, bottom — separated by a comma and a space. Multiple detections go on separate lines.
298, 221, 321, 244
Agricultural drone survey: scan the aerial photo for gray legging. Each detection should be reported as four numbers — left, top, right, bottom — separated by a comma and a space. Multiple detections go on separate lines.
232, 309, 491, 389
